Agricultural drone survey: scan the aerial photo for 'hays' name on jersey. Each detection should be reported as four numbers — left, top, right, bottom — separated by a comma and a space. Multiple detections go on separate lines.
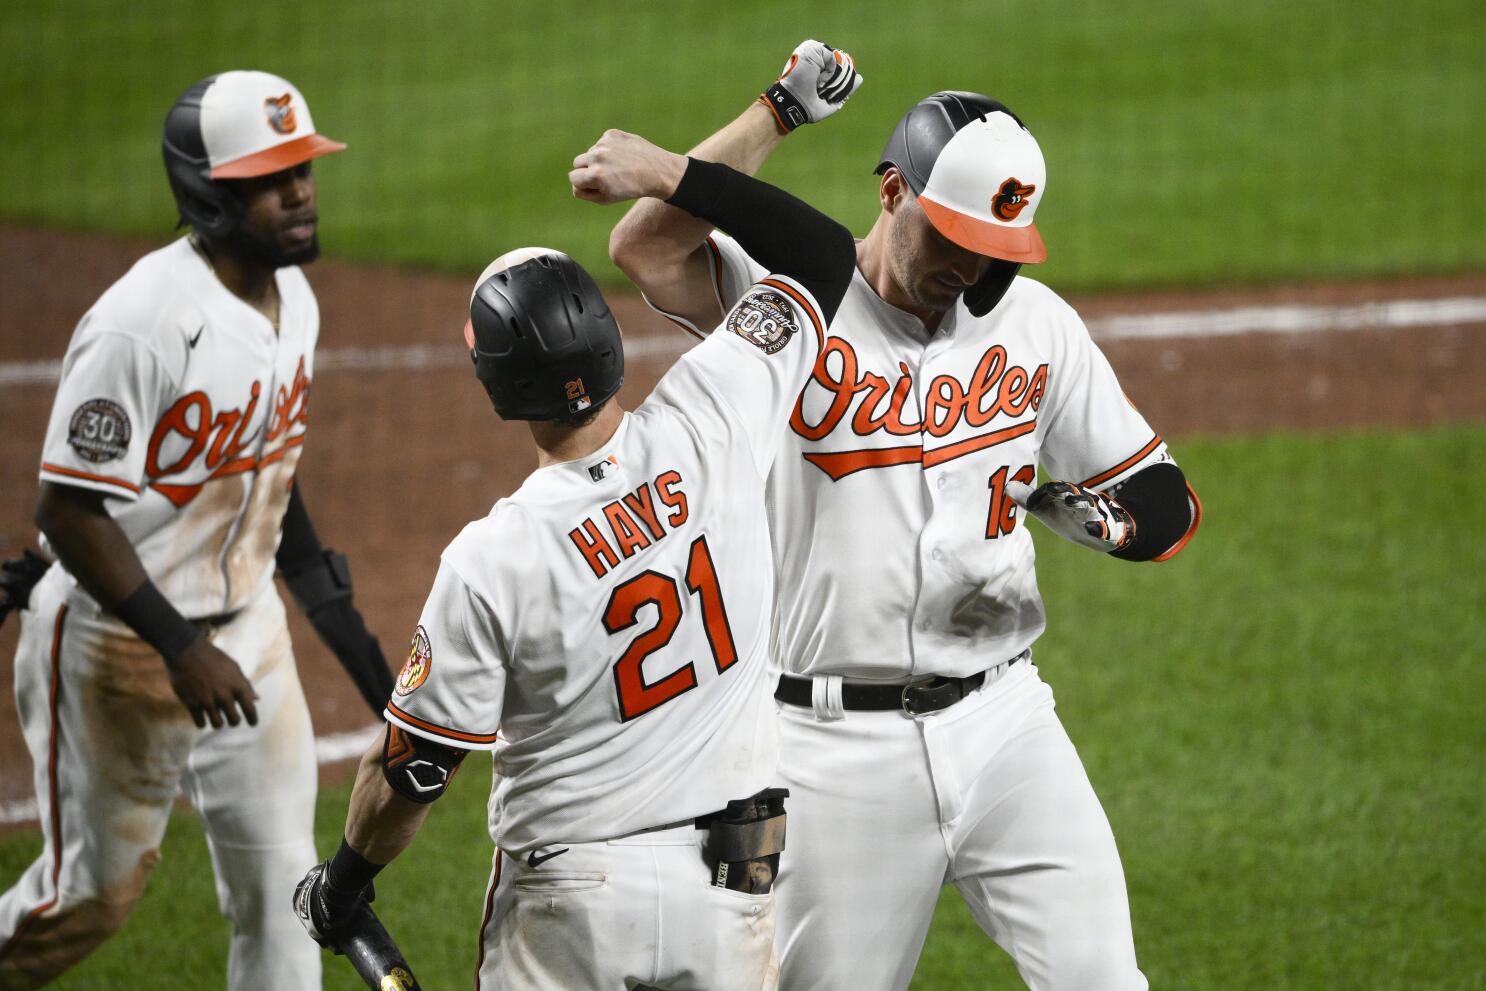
567, 470, 690, 579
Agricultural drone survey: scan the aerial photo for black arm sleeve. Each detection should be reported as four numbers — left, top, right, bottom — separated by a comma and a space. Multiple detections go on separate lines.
1109, 462, 1195, 562
277, 482, 397, 714
277, 481, 324, 572
664, 158, 857, 323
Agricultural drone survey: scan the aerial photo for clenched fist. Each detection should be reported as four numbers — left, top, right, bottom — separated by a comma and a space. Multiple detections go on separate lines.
1008, 479, 1135, 554
760, 39, 863, 132
570, 130, 688, 205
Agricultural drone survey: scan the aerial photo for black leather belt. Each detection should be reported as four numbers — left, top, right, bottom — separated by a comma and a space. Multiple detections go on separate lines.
774, 655, 1021, 716
191, 610, 241, 636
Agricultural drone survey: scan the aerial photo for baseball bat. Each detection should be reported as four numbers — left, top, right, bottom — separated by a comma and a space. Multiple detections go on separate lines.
339, 900, 423, 991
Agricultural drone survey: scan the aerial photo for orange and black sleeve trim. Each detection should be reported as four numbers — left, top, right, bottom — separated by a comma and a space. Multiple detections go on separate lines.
385, 699, 500, 748
758, 277, 826, 350
1079, 435, 1163, 490
39, 462, 141, 496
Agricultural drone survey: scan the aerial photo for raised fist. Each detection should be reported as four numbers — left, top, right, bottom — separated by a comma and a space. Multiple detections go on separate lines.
760, 39, 863, 132
570, 129, 688, 205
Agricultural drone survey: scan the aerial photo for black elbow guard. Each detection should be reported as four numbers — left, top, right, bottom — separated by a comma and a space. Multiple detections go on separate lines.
1109, 462, 1200, 562
382, 724, 469, 804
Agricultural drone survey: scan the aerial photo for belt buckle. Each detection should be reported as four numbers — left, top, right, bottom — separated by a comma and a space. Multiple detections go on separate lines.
899, 677, 941, 716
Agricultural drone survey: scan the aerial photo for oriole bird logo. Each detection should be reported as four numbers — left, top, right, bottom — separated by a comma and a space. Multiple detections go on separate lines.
264, 93, 297, 134
991, 177, 1036, 222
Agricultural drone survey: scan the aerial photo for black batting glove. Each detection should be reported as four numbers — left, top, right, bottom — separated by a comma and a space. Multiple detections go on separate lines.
294, 860, 375, 951
0, 549, 50, 628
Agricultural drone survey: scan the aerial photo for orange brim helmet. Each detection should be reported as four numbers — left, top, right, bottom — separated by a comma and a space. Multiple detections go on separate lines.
875, 92, 1046, 264
163, 70, 346, 237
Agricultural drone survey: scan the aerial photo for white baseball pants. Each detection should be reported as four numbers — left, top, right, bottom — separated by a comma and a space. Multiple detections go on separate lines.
773, 659, 1147, 991
477, 821, 778, 990
0, 567, 320, 990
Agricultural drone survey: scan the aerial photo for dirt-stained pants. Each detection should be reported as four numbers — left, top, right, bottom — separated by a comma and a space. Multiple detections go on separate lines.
0, 567, 320, 990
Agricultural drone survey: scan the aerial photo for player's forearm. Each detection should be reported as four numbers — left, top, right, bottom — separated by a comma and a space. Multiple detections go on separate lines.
34, 481, 150, 609
343, 732, 434, 866
609, 102, 782, 277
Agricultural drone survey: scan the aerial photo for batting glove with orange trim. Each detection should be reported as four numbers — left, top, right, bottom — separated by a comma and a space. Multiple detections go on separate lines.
1008, 480, 1135, 554
760, 40, 863, 132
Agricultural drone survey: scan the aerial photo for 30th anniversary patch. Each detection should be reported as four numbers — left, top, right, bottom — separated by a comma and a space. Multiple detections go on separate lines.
726, 287, 800, 355
67, 398, 131, 463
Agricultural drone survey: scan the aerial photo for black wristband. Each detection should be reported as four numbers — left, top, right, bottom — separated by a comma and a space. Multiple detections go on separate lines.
327, 836, 385, 894
114, 581, 200, 666
760, 83, 808, 132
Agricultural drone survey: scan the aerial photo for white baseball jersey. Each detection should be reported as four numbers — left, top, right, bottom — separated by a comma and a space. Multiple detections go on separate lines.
386, 273, 825, 854
37, 236, 316, 621
658, 232, 1183, 680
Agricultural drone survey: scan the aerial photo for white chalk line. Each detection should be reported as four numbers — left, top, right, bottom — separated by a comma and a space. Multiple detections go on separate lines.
3, 292, 1485, 822
0, 723, 381, 826
3, 295, 1484, 389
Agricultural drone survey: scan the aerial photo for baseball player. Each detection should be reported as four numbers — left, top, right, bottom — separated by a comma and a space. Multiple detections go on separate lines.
292, 129, 857, 991
0, 71, 393, 990
609, 43, 1201, 991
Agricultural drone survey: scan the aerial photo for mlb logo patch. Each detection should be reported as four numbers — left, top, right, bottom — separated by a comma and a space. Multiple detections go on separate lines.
588, 454, 618, 482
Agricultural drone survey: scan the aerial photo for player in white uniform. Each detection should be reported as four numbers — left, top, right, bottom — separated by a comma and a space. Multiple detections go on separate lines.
610, 45, 1202, 991
0, 72, 393, 989
291, 132, 857, 990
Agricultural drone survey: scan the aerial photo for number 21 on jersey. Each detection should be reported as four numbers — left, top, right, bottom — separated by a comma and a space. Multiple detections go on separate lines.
603, 535, 738, 721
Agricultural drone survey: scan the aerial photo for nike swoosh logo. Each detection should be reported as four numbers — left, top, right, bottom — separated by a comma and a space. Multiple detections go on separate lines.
526, 847, 570, 868
188, 325, 204, 348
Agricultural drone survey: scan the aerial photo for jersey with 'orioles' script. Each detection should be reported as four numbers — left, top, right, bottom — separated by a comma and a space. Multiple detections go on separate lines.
37, 236, 315, 627
385, 273, 825, 855
647, 232, 1198, 681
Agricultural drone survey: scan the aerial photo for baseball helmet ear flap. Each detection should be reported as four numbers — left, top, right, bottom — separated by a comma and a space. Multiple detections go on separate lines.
466, 250, 624, 422
962, 258, 1022, 317
162, 75, 244, 238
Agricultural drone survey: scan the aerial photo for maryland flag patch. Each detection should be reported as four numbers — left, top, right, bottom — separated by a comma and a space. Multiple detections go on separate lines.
395, 625, 432, 696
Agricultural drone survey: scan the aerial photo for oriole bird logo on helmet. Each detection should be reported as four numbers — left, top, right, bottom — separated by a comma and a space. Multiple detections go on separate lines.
991, 177, 1036, 222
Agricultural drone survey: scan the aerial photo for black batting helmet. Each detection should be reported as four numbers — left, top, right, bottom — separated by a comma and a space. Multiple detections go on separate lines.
876, 92, 1046, 316
162, 70, 345, 237
465, 249, 624, 421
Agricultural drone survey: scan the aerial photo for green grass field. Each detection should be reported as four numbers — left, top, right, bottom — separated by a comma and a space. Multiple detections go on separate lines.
2, 0, 1483, 289
3, 424, 1480, 989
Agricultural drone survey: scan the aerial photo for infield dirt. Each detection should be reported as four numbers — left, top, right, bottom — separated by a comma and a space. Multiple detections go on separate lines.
1, 224, 1482, 822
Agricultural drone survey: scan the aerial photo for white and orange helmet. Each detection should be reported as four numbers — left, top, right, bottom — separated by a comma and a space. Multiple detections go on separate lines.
162, 71, 345, 237
876, 92, 1045, 314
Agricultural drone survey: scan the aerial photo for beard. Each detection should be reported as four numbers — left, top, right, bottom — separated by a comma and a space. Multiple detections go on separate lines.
888, 214, 959, 313
220, 220, 320, 270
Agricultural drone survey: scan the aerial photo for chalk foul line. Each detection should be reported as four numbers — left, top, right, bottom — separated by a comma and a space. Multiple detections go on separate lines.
2, 294, 1483, 388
